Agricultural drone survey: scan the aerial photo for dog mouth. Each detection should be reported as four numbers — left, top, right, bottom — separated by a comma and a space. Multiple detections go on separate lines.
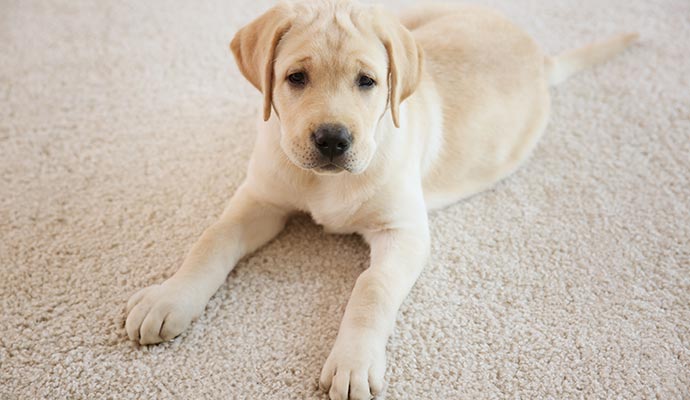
313, 162, 346, 175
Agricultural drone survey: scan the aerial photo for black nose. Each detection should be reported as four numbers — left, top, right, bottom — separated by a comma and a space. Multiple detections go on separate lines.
312, 124, 352, 159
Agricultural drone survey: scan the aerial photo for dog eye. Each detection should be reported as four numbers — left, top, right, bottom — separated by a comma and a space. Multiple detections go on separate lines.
358, 75, 375, 88
288, 72, 307, 86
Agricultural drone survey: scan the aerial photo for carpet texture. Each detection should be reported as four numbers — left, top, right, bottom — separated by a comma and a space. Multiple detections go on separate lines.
1, 0, 689, 398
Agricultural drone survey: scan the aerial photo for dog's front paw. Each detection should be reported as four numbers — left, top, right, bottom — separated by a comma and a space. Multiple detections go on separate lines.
125, 281, 203, 345
319, 332, 386, 400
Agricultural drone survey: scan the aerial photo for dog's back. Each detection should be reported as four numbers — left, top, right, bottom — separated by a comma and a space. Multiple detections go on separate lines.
402, 5, 550, 209
400, 5, 636, 210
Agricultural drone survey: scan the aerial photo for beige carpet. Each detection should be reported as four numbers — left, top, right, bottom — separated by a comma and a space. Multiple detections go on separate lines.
1, 0, 689, 398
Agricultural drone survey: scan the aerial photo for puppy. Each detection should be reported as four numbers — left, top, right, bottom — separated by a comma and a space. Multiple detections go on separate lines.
125, 1, 637, 398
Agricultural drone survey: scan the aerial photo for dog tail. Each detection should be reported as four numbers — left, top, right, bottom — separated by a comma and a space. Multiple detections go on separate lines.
545, 32, 639, 86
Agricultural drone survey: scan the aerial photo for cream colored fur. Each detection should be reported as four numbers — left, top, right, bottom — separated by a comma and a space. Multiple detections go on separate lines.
124, 1, 637, 399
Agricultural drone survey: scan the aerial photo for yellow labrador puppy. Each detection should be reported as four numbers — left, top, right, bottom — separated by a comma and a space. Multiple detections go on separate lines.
125, 1, 636, 398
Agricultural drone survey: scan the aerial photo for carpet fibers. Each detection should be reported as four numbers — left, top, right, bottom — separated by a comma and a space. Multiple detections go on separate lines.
1, 0, 689, 398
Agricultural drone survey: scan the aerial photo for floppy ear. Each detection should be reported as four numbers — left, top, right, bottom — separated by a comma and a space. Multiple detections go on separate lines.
375, 11, 424, 128
230, 4, 293, 121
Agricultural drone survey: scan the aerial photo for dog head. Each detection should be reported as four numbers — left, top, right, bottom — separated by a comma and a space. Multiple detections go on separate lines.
231, 0, 422, 175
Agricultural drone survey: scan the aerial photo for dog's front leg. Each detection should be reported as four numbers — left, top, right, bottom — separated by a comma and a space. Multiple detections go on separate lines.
125, 182, 288, 345
320, 216, 430, 400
